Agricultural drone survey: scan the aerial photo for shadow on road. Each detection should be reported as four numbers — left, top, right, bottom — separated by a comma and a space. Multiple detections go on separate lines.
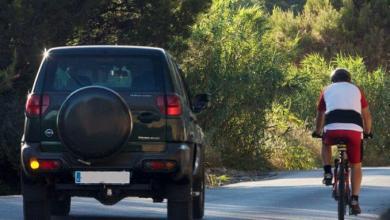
53, 216, 164, 220
380, 208, 390, 220
269, 168, 390, 180
53, 215, 237, 220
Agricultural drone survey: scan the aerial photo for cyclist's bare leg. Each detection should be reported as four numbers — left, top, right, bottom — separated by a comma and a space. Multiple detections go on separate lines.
350, 162, 362, 214
350, 162, 362, 195
321, 143, 333, 185
321, 143, 332, 165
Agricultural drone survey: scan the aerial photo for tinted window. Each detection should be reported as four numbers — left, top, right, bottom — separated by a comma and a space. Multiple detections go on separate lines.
167, 55, 189, 105
177, 67, 192, 107
43, 55, 165, 92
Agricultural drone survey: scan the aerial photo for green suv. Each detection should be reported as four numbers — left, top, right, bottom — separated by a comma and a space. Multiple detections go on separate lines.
20, 46, 209, 220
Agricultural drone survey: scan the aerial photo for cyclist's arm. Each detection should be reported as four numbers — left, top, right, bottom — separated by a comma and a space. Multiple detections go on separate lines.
315, 90, 326, 134
362, 107, 372, 134
360, 88, 372, 134
315, 110, 325, 134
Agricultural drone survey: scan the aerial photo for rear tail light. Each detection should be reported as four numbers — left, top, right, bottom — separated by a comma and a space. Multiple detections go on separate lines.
143, 160, 177, 171
25, 94, 50, 117
156, 95, 182, 116
29, 158, 61, 171
166, 95, 182, 116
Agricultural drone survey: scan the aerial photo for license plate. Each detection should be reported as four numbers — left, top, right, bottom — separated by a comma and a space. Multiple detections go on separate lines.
75, 171, 130, 184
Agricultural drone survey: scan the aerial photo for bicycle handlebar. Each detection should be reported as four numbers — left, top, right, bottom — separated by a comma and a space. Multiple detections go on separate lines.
311, 131, 322, 139
311, 131, 373, 139
363, 132, 373, 139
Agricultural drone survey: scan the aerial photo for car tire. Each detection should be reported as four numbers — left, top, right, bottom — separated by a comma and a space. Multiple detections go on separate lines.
192, 166, 205, 219
50, 195, 71, 216
167, 180, 193, 220
22, 173, 50, 220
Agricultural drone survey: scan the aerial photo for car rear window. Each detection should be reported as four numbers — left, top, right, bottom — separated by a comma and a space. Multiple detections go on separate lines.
43, 55, 165, 92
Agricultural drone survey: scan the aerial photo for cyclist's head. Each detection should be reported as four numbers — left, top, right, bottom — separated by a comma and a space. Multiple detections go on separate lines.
330, 68, 351, 83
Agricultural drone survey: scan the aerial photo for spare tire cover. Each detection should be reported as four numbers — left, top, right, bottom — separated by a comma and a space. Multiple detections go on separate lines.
57, 86, 132, 160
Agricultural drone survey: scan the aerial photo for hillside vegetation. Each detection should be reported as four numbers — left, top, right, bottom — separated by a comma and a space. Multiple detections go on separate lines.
0, 0, 389, 193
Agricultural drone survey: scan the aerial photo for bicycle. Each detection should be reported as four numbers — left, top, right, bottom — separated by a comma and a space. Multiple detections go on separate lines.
312, 132, 372, 220
332, 139, 350, 220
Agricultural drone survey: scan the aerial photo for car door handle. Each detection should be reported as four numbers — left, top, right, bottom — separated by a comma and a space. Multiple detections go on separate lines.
138, 112, 161, 123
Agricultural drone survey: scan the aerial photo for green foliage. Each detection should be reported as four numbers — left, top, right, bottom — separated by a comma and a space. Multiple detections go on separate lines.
263, 104, 320, 170
338, 0, 390, 69
267, 0, 342, 62
0, 0, 13, 69
70, 0, 211, 54
267, 0, 390, 69
183, 0, 285, 170
0, 60, 16, 93
278, 145, 317, 170
263, 7, 300, 60
281, 54, 331, 121
263, 0, 306, 14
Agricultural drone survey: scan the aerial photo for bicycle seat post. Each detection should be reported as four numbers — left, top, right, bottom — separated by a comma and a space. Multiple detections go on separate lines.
335, 138, 347, 152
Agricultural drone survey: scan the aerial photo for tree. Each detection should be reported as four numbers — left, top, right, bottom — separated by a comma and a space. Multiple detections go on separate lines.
0, 0, 13, 69
338, 0, 390, 69
70, 0, 211, 54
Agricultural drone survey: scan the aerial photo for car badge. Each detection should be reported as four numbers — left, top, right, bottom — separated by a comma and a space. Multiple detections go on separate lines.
44, 129, 54, 137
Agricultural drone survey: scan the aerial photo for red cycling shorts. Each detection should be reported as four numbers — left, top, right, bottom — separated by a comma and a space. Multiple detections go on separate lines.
323, 130, 362, 164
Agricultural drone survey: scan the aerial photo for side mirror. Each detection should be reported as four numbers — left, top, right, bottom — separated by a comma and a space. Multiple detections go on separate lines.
192, 93, 211, 113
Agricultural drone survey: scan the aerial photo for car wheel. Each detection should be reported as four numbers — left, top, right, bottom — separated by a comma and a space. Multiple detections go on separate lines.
22, 173, 50, 220
192, 166, 205, 219
167, 180, 193, 220
50, 195, 71, 216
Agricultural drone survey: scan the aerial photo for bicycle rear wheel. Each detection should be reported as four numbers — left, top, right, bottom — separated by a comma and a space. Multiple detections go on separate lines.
338, 161, 346, 220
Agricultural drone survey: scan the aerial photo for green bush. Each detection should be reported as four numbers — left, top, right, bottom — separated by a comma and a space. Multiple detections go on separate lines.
266, 0, 342, 62
263, 103, 320, 170
339, 0, 390, 69
182, 0, 285, 170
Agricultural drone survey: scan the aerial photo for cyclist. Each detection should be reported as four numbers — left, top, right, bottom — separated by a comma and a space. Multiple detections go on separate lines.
312, 68, 372, 215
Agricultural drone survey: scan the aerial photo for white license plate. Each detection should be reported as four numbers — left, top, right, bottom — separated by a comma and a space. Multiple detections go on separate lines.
75, 171, 130, 184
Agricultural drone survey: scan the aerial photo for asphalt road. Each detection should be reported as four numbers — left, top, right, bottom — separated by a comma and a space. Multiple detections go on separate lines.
0, 167, 389, 220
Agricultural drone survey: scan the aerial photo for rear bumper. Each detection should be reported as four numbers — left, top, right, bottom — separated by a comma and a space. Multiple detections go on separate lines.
21, 142, 194, 181
54, 183, 160, 205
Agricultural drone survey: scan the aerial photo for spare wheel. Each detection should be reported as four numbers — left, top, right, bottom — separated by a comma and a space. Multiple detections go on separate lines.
57, 86, 132, 160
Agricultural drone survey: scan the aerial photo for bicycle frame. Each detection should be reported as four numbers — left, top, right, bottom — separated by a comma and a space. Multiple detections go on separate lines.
313, 132, 371, 219
332, 143, 351, 220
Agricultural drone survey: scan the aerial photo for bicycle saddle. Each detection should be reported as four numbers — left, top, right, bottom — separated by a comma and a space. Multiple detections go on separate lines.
333, 138, 347, 145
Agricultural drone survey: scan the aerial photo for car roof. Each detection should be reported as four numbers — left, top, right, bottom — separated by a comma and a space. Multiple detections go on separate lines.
47, 45, 166, 56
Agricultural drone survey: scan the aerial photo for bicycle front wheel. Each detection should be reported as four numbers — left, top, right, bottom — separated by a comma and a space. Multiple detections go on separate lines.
338, 161, 346, 220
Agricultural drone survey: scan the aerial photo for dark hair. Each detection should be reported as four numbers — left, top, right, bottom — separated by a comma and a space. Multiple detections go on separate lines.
330, 68, 351, 83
